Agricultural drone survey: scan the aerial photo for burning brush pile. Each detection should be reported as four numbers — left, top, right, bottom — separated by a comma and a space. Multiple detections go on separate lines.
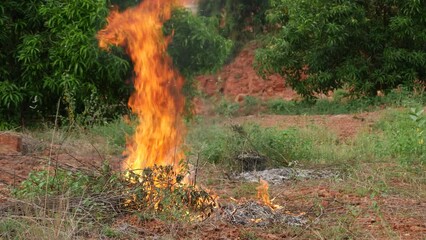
95, 0, 306, 226
96, 0, 217, 220
4, 1, 308, 230
122, 165, 216, 220
218, 179, 307, 227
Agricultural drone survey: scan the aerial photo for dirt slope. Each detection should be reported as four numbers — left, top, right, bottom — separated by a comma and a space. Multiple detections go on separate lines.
197, 42, 298, 101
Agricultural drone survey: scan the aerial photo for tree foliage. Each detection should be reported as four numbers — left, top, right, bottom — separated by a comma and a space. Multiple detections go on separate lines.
164, 8, 233, 113
0, 0, 131, 126
0, 1, 231, 126
256, 0, 426, 98
165, 9, 233, 77
198, 0, 269, 47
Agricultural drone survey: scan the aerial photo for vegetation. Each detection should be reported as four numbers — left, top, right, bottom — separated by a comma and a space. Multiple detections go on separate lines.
0, 1, 231, 127
188, 107, 426, 169
0, 0, 131, 126
2, 105, 424, 238
2, 163, 215, 238
187, 123, 308, 170
210, 87, 424, 117
1, 0, 426, 239
198, 0, 269, 51
256, 0, 426, 98
266, 87, 425, 115
164, 8, 233, 112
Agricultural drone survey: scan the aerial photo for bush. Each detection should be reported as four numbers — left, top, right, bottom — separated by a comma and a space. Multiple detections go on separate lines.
214, 99, 240, 117
89, 117, 135, 154
0, 3, 233, 127
165, 8, 233, 77
256, 0, 426, 98
12, 165, 117, 199
11, 163, 216, 224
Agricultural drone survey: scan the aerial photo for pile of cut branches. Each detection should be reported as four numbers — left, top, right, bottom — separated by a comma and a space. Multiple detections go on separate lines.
3, 164, 216, 223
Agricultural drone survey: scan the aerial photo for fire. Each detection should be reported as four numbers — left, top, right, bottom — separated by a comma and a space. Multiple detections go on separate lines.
98, 0, 185, 173
257, 179, 281, 210
257, 179, 271, 206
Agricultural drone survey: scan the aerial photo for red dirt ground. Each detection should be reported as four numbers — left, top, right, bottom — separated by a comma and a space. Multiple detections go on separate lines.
196, 42, 298, 101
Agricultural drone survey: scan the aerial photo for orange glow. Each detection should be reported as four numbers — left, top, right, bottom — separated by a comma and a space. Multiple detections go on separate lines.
257, 179, 272, 206
256, 179, 281, 209
98, 0, 185, 173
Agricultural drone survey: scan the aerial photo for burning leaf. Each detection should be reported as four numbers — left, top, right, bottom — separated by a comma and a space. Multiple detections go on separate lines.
124, 165, 216, 220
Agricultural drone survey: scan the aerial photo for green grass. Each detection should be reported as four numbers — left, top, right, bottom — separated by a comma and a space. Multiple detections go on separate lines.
2, 98, 425, 239
267, 88, 425, 115
188, 107, 425, 172
186, 122, 313, 170
210, 87, 425, 117
88, 117, 134, 154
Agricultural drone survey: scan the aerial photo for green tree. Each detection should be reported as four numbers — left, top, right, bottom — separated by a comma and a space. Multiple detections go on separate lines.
0, 0, 131, 126
164, 8, 233, 112
256, 0, 426, 98
198, 0, 269, 48
0, 1, 232, 127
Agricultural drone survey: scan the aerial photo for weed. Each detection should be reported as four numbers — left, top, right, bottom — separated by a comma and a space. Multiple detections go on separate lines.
241, 96, 261, 115
0, 197, 82, 240
369, 109, 426, 164
101, 226, 121, 238
240, 230, 260, 240
12, 169, 92, 198
267, 88, 425, 115
89, 117, 135, 154
0, 218, 24, 239
215, 99, 240, 117
187, 122, 313, 170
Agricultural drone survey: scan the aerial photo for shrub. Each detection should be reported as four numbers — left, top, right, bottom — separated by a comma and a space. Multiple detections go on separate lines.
11, 163, 216, 224
0, 2, 233, 127
256, 0, 426, 98
165, 8, 233, 77
89, 116, 135, 154
215, 99, 240, 117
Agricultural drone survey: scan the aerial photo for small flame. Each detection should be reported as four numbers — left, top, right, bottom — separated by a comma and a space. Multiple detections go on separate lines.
98, 0, 185, 173
257, 179, 281, 210
257, 179, 271, 205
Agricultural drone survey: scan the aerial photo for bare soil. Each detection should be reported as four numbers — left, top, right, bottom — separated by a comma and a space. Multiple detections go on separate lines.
196, 42, 298, 101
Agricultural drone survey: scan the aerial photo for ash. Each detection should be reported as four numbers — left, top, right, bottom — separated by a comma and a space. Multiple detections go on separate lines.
237, 168, 339, 184
221, 201, 306, 227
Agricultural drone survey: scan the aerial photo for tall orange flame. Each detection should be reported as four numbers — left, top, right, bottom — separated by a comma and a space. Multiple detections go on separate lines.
98, 0, 185, 173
